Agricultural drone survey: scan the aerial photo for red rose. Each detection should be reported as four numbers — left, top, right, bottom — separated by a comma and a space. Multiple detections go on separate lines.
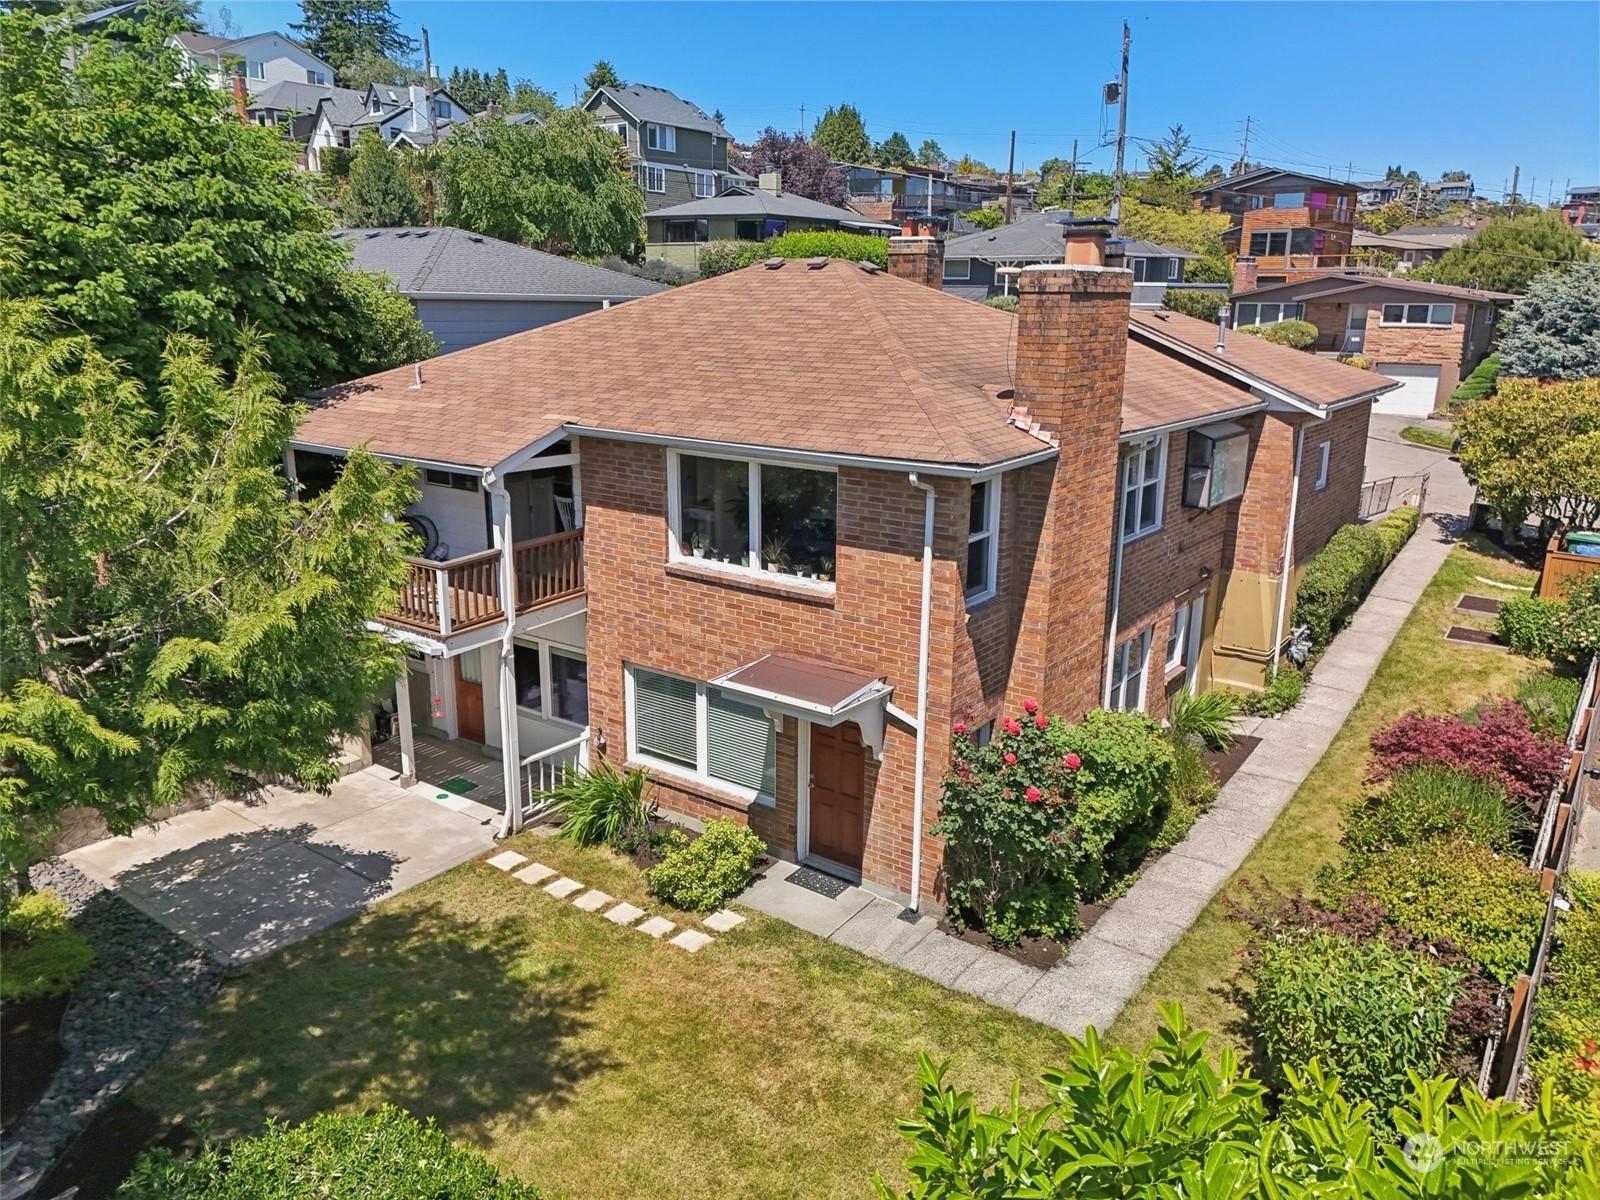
1023, 699, 1039, 714
1064, 753, 1082, 769
1003, 752, 1017, 764
1025, 786, 1042, 802
1002, 789, 1012, 799
1002, 717, 1022, 735
1035, 715, 1049, 729
952, 722, 967, 734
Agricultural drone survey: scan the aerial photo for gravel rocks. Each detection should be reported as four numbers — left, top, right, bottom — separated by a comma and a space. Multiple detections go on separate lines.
3, 861, 224, 1189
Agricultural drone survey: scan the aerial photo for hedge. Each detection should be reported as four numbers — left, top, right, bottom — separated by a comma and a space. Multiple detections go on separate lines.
696, 231, 890, 278
1498, 595, 1563, 657
1239, 319, 1318, 349
1161, 289, 1226, 323
1293, 507, 1421, 651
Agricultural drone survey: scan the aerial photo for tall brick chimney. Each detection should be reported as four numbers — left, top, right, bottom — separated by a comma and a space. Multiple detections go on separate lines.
887, 219, 944, 290
1007, 218, 1133, 719
1232, 255, 1259, 295
231, 71, 248, 122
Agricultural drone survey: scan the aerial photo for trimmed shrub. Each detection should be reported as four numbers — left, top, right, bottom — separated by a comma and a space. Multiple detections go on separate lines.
1366, 699, 1569, 806
1528, 871, 1600, 1151
118, 1105, 541, 1198
1293, 509, 1419, 651
597, 254, 693, 287
645, 817, 765, 912
1342, 765, 1522, 867
1517, 669, 1583, 736
1552, 568, 1600, 661
694, 240, 754, 278
1258, 318, 1319, 349
1235, 662, 1305, 716
696, 231, 891, 280
1498, 595, 1563, 657
544, 759, 652, 850
983, 294, 1019, 313
1161, 288, 1226, 323
1338, 353, 1373, 370
1248, 931, 1459, 1125
1448, 352, 1500, 407
1350, 837, 1545, 984
0, 889, 94, 1000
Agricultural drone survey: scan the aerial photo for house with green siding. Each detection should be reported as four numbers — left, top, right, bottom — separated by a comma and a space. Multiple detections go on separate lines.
583, 83, 745, 211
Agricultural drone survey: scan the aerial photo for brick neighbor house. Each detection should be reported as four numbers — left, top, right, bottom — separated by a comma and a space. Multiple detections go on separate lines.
1192, 167, 1370, 291
291, 220, 1393, 908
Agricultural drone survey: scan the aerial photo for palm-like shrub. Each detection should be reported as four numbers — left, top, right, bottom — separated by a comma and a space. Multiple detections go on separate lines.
1167, 688, 1239, 751
542, 758, 652, 849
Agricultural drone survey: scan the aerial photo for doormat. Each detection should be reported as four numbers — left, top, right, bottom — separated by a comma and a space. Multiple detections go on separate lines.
1445, 625, 1503, 649
786, 865, 852, 899
438, 776, 480, 795
1455, 594, 1503, 615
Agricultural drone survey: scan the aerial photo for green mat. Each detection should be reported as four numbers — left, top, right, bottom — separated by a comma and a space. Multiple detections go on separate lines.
438, 776, 479, 796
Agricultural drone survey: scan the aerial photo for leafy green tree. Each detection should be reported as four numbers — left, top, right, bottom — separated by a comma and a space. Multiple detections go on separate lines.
954, 154, 995, 177
291, 0, 416, 74
914, 139, 946, 168
340, 130, 426, 227
583, 59, 623, 94
811, 104, 871, 164
439, 108, 644, 258
963, 208, 1005, 230
1360, 200, 1416, 234
1441, 169, 1470, 182
339, 47, 424, 91
507, 79, 557, 118
1416, 210, 1592, 293
0, 6, 432, 398
1498, 265, 1600, 379
1458, 376, 1600, 531
874, 131, 913, 169
0, 299, 416, 891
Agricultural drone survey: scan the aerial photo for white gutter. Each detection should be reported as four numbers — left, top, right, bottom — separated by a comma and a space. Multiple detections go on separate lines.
1270, 424, 1306, 666
483, 468, 524, 839
1103, 512, 1127, 709
1119, 399, 1268, 443
906, 473, 937, 913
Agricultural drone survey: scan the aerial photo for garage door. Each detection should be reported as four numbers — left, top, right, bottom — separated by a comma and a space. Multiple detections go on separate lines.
1373, 363, 1441, 417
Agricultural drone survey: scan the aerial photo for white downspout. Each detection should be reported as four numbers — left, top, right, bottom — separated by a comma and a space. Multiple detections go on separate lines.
1102, 490, 1127, 709
1271, 424, 1306, 668
907, 473, 937, 912
485, 470, 523, 839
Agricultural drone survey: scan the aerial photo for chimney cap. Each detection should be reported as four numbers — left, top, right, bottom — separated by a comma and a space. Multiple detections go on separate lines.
1053, 216, 1117, 234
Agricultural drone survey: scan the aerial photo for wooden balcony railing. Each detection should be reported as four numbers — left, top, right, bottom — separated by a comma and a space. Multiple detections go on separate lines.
383, 530, 585, 637
1253, 253, 1378, 271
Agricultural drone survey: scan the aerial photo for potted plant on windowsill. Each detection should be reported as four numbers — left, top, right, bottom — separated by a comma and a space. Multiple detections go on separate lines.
688, 531, 708, 559
818, 557, 834, 583
763, 537, 787, 573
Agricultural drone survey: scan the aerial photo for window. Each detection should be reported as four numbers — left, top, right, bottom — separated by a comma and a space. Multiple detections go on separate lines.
1167, 258, 1181, 280
1120, 436, 1166, 541
607, 121, 629, 141
1379, 302, 1455, 326
1314, 441, 1331, 491
1273, 191, 1305, 208
513, 644, 543, 711
734, 219, 763, 241
629, 667, 777, 798
645, 123, 676, 152
1183, 422, 1249, 509
664, 219, 708, 243
306, 69, 328, 85
1248, 230, 1289, 257
513, 642, 587, 724
693, 170, 716, 198
942, 258, 971, 282
1232, 301, 1303, 327
424, 468, 479, 492
432, 98, 451, 119
1109, 630, 1151, 713
1335, 194, 1349, 221
1166, 600, 1193, 671
971, 721, 994, 748
966, 477, 999, 604
1132, 258, 1147, 283
672, 453, 837, 582
369, 96, 382, 114
245, 59, 265, 80
644, 165, 666, 193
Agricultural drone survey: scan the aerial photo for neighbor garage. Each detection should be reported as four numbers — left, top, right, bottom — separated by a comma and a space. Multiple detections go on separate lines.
1372, 363, 1441, 417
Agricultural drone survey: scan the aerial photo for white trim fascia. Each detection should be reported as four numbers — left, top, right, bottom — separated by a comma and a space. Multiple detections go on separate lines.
1120, 399, 1267, 442
288, 439, 490, 474
404, 291, 644, 304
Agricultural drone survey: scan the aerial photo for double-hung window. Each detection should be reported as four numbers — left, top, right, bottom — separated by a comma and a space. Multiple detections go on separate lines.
644, 165, 666, 193
245, 59, 265, 80
646, 123, 676, 152
1121, 436, 1165, 541
671, 452, 837, 584
966, 477, 999, 605
513, 643, 589, 725
1167, 258, 1180, 280
628, 667, 777, 799
1314, 441, 1331, 491
1379, 303, 1455, 326
693, 170, 716, 198
306, 69, 328, 85
1166, 601, 1194, 673
1109, 630, 1151, 713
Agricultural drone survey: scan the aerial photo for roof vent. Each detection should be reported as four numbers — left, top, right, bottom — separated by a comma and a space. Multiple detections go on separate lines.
364, 231, 381, 239
330, 230, 345, 239
414, 229, 429, 238
858, 261, 880, 275
763, 257, 785, 270
395, 230, 411, 238
807, 257, 827, 270
467, 234, 483, 243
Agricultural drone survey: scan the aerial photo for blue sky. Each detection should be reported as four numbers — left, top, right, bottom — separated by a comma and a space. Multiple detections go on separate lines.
209, 1, 1598, 197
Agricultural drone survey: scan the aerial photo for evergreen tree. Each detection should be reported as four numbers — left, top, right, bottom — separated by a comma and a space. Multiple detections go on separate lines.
292, 0, 417, 74
811, 104, 871, 164
583, 59, 623, 94
874, 131, 913, 169
1498, 265, 1600, 379
340, 130, 426, 227
507, 79, 557, 118
915, 139, 946, 168
339, 47, 424, 90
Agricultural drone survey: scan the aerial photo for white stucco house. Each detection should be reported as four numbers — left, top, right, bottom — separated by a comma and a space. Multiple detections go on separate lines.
168, 29, 334, 93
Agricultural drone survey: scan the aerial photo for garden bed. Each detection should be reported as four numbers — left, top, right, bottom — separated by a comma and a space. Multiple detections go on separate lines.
0, 992, 68, 1131
34, 1097, 199, 1200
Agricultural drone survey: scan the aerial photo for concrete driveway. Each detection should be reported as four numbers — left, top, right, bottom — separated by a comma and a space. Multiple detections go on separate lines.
66, 766, 500, 964
1365, 413, 1474, 515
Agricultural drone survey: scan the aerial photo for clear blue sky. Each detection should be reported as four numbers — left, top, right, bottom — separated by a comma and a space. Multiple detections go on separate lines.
208, 1, 1598, 198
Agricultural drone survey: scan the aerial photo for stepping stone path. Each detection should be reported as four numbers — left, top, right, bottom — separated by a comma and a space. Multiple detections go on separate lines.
485, 853, 746, 953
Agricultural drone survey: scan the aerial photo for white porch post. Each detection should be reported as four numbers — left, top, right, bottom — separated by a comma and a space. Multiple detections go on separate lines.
393, 665, 417, 784
485, 469, 524, 835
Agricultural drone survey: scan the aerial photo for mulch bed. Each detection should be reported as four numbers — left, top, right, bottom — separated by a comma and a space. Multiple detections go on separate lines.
34, 1096, 199, 1200
1, 993, 69, 1132
1202, 734, 1262, 788
1456, 594, 1503, 615
937, 918, 1075, 971
1445, 625, 1503, 648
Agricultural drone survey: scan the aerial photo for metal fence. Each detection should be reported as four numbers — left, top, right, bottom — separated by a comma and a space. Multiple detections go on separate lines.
1359, 472, 1430, 521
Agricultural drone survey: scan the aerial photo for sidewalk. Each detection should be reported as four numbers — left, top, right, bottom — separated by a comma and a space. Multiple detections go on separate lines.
743, 514, 1461, 1035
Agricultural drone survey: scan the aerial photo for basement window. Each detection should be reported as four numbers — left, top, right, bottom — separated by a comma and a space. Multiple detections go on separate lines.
1183, 423, 1249, 509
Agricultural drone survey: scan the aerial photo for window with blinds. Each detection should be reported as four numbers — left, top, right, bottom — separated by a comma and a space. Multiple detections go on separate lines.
707, 689, 775, 794
632, 669, 697, 770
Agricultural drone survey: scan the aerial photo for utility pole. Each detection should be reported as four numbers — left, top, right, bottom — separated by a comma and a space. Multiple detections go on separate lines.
1509, 164, 1520, 207
1109, 20, 1130, 224
421, 26, 436, 146
1066, 137, 1080, 216
1346, 161, 1353, 182
1237, 114, 1251, 174
1004, 129, 1016, 224
798, 104, 805, 138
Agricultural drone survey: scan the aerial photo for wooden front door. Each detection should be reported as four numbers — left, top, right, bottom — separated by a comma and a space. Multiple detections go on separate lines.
454, 654, 485, 743
809, 722, 866, 870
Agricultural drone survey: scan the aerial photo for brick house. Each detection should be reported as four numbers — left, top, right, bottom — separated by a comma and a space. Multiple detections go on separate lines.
292, 221, 1391, 909
1229, 276, 1514, 416
1193, 167, 1369, 290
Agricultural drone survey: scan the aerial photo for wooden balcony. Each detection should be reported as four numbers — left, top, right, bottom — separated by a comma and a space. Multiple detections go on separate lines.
383, 530, 585, 638
1253, 253, 1379, 272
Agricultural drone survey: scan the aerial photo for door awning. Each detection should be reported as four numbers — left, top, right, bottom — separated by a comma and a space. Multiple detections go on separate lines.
712, 653, 894, 757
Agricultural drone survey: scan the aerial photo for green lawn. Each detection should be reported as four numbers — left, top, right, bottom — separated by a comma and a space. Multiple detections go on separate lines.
134, 832, 1076, 1199
1106, 535, 1541, 1055
1399, 423, 1456, 450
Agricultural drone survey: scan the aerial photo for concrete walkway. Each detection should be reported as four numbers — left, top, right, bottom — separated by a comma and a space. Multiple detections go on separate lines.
66, 766, 500, 964
744, 514, 1461, 1035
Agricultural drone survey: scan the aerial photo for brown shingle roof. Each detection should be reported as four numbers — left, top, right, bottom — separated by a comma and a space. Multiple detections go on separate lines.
1237, 276, 1516, 303
1129, 310, 1397, 409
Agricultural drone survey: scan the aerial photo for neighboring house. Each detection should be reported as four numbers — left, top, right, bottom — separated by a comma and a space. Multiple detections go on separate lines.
1355, 179, 1404, 209
939, 212, 1214, 308
168, 29, 333, 93
643, 175, 898, 269
1193, 167, 1367, 290
304, 86, 372, 169
307, 83, 469, 169
843, 165, 1010, 223
584, 83, 734, 211
1427, 178, 1476, 206
1352, 224, 1474, 271
1562, 185, 1600, 239
292, 218, 1391, 909
1230, 275, 1515, 416
333, 226, 666, 352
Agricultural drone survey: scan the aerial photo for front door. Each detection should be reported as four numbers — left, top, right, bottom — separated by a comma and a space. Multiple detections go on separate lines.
454, 653, 485, 743
1344, 304, 1368, 354
809, 722, 865, 871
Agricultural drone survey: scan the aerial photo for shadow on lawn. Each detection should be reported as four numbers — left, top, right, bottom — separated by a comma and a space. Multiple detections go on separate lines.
152, 898, 614, 1147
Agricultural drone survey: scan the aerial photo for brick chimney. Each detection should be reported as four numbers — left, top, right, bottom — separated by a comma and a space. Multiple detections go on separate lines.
1007, 240, 1133, 719
1232, 255, 1259, 295
231, 71, 248, 122
887, 222, 944, 290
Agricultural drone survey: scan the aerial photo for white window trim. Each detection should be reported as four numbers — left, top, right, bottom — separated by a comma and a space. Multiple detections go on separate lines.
966, 474, 1000, 607
644, 165, 666, 194
1167, 257, 1180, 280
665, 449, 836, 595
512, 638, 589, 728
1165, 602, 1191, 672
942, 258, 971, 281
1378, 302, 1455, 327
1110, 629, 1151, 713
1233, 301, 1304, 328
646, 123, 676, 152
245, 59, 265, 80
692, 169, 716, 198
624, 665, 775, 805
1314, 441, 1331, 491
1120, 435, 1167, 543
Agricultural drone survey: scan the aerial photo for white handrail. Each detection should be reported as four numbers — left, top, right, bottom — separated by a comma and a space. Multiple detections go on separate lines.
519, 730, 590, 769
518, 728, 591, 820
